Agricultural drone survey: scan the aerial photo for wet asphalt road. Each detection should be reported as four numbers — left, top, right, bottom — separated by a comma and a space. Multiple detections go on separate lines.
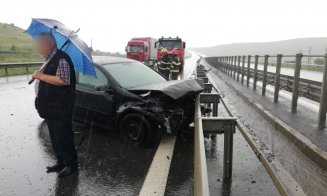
0, 77, 157, 196
0, 53, 280, 196
0, 55, 196, 196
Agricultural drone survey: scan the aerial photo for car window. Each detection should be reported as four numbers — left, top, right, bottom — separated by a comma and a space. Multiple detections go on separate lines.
103, 62, 166, 89
78, 67, 108, 89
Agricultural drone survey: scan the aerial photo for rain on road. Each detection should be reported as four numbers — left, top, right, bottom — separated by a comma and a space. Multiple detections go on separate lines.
0, 54, 197, 196
1, 53, 283, 196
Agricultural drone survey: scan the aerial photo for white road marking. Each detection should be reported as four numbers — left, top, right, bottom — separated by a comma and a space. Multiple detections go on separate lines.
139, 136, 176, 196
139, 53, 200, 196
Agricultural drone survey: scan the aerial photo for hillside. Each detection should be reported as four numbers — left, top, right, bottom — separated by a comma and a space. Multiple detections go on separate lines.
0, 22, 124, 63
0, 23, 42, 62
194, 37, 327, 56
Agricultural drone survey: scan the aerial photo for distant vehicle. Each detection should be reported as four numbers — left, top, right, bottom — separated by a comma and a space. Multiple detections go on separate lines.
73, 57, 202, 146
125, 37, 157, 66
155, 36, 186, 71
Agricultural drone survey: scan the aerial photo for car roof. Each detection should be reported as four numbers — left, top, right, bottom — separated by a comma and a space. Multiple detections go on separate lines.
92, 56, 137, 65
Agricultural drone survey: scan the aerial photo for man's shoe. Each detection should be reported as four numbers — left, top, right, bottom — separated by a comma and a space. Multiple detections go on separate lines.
46, 163, 64, 173
58, 166, 78, 178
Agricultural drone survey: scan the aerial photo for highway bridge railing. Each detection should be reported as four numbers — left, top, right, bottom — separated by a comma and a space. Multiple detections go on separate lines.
0, 62, 42, 76
194, 64, 237, 196
205, 54, 327, 129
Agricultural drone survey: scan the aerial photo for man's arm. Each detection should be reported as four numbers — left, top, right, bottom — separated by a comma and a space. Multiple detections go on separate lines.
32, 58, 70, 86
32, 71, 66, 86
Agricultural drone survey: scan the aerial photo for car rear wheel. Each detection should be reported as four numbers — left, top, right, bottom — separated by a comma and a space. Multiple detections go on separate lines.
119, 113, 153, 146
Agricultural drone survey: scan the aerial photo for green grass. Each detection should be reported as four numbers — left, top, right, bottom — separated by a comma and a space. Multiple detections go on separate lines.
0, 23, 42, 63
0, 66, 39, 77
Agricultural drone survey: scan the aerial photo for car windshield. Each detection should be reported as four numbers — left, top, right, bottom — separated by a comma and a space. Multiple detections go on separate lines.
103, 62, 166, 88
159, 41, 181, 49
127, 45, 144, 52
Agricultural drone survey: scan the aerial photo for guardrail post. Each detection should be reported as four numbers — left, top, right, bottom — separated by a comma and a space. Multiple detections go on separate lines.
228, 56, 231, 76
224, 57, 227, 73
202, 117, 237, 182
223, 56, 227, 74
200, 93, 220, 117
228, 56, 232, 76
233, 56, 236, 79
225, 57, 228, 75
242, 56, 245, 84
203, 83, 213, 93
25, 66, 29, 74
318, 53, 327, 129
225, 56, 229, 76
223, 122, 235, 181
247, 55, 251, 87
292, 53, 303, 113
230, 56, 233, 77
262, 55, 269, 96
253, 55, 259, 90
237, 56, 241, 81
231, 56, 234, 78
5, 68, 8, 76
274, 54, 282, 103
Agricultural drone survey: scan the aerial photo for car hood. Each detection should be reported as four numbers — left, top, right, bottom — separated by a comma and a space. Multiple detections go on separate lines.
128, 79, 204, 101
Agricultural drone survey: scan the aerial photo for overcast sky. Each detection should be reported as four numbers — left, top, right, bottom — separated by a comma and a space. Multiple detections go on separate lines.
1, 0, 326, 52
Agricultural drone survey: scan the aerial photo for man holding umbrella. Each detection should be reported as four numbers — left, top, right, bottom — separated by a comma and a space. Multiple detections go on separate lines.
32, 32, 78, 177
27, 18, 96, 178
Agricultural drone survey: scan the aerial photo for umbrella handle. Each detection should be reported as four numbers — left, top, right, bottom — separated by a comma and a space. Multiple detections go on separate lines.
27, 50, 58, 85
28, 78, 35, 85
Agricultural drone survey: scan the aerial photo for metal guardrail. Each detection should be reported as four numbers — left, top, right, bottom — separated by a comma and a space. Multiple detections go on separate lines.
194, 64, 237, 196
0, 62, 42, 76
194, 96, 210, 196
205, 54, 327, 129
197, 60, 290, 195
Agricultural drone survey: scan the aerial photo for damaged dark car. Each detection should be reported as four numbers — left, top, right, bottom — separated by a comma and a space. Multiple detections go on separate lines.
73, 57, 203, 145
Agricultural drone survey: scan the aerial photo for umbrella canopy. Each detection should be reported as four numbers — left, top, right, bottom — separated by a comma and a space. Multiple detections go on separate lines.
26, 18, 96, 77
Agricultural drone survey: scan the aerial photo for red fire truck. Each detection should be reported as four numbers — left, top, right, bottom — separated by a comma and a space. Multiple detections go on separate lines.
155, 36, 186, 70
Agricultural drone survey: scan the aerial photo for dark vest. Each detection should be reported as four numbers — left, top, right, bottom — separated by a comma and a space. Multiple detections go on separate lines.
36, 50, 76, 119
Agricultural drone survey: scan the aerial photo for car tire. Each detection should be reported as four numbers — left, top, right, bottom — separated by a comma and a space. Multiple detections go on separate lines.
119, 113, 153, 146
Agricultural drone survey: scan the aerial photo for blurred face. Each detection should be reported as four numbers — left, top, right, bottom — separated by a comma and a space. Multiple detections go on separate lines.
37, 35, 56, 57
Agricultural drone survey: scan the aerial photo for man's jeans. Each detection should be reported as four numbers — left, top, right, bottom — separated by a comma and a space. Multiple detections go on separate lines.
46, 118, 78, 167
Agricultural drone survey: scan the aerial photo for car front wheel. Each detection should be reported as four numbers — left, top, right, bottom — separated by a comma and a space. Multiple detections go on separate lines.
119, 113, 153, 146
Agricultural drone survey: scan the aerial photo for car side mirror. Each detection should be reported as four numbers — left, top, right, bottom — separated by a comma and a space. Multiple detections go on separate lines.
183, 42, 186, 48
125, 46, 128, 52
144, 46, 148, 52
154, 42, 157, 48
95, 85, 112, 92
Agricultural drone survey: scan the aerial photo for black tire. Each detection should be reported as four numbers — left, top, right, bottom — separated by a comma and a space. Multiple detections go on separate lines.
119, 113, 153, 146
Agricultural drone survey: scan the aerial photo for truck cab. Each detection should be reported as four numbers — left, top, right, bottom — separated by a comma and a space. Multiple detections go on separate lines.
125, 37, 157, 67
155, 37, 186, 70
126, 40, 148, 62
